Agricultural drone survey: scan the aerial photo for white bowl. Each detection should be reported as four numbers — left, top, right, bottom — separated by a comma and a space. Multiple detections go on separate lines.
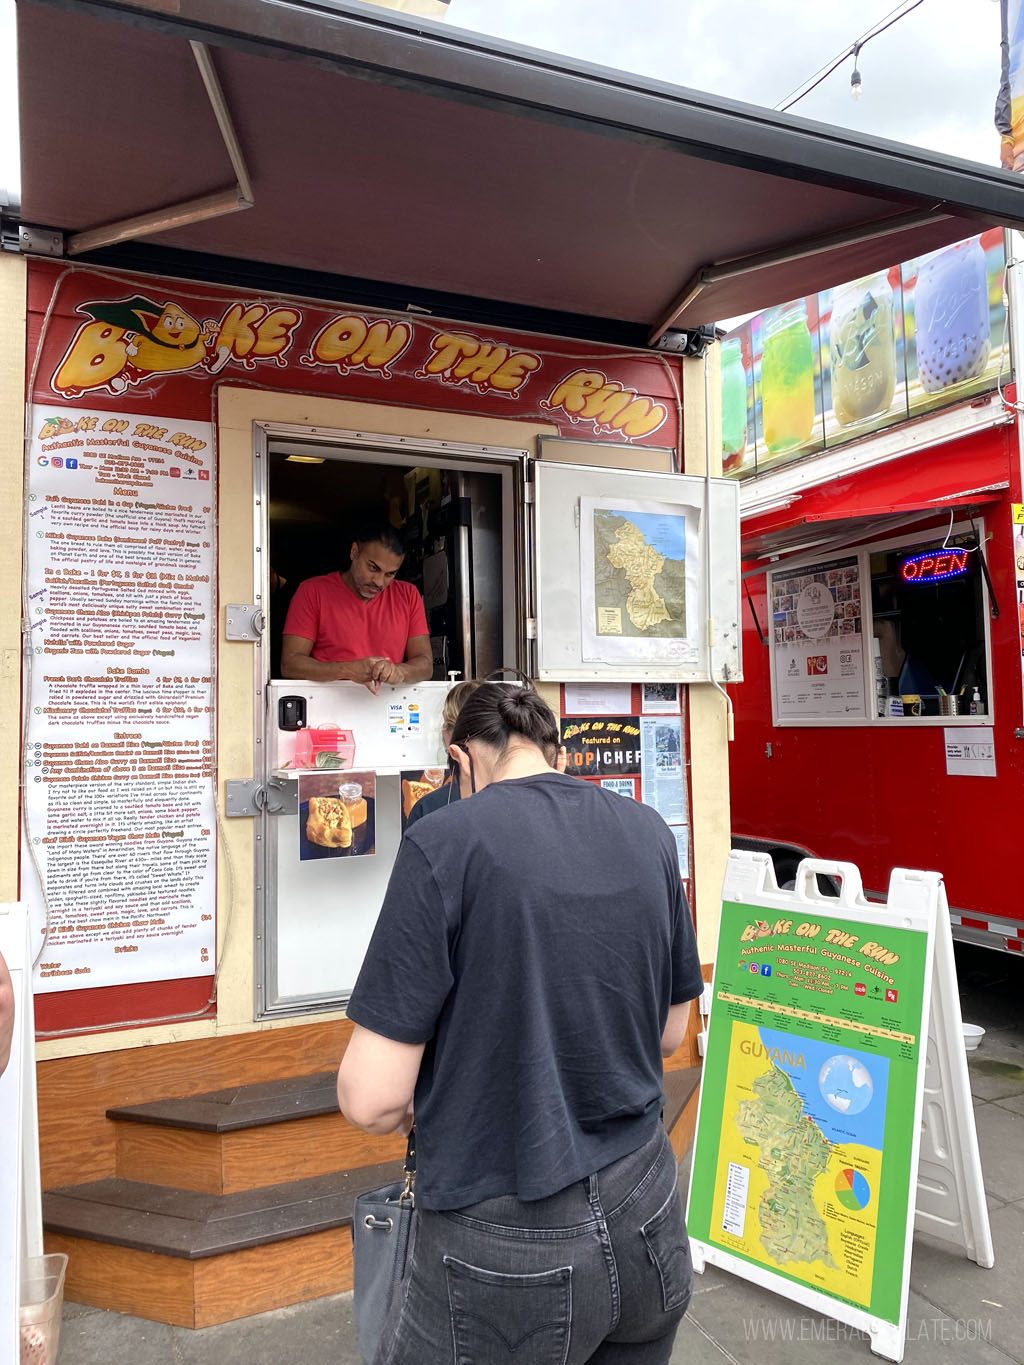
962, 1023, 986, 1052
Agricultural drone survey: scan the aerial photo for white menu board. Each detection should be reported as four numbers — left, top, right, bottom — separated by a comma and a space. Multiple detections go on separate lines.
770, 556, 867, 721
23, 406, 217, 992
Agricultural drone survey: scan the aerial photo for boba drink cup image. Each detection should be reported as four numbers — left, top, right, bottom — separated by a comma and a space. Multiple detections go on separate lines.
760, 302, 816, 455
720, 337, 748, 471
913, 238, 991, 394
830, 273, 896, 426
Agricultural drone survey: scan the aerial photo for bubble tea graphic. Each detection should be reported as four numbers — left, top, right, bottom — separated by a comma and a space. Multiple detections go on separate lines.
720, 337, 748, 472
760, 302, 815, 455
914, 238, 991, 393
830, 273, 896, 426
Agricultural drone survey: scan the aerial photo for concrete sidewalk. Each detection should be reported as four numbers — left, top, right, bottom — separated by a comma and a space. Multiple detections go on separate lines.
58, 946, 1024, 1364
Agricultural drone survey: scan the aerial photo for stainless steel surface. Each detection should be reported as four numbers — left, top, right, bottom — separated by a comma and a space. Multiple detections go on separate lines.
253, 426, 274, 1019
456, 476, 473, 678
532, 460, 741, 682
224, 604, 265, 642
269, 429, 529, 461
225, 778, 297, 817
17, 225, 63, 256
463, 470, 504, 676
255, 424, 526, 1015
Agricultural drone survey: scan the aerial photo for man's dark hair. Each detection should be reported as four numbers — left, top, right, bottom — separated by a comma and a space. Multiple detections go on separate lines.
449, 682, 559, 761
352, 517, 405, 559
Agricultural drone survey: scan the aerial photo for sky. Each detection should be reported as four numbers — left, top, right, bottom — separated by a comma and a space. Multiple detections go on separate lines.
0, 1, 1007, 202
445, 0, 1006, 168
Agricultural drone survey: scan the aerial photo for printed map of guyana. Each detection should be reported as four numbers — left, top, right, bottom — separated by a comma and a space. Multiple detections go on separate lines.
735, 1064, 837, 1268
593, 509, 687, 637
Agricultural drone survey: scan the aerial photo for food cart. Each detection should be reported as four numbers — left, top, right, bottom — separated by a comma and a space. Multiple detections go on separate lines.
6, 0, 1024, 1330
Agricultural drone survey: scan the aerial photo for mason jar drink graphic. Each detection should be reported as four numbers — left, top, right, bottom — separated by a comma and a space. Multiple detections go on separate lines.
830, 272, 896, 425
720, 337, 748, 471
760, 302, 815, 455
914, 238, 991, 393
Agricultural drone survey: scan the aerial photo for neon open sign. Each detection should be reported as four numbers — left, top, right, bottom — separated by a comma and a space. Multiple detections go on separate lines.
900, 548, 969, 583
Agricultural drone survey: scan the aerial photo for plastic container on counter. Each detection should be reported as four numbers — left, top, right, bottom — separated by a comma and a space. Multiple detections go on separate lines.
292, 725, 356, 770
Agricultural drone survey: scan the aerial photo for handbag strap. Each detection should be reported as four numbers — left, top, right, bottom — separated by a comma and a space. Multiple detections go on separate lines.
398, 1126, 416, 1207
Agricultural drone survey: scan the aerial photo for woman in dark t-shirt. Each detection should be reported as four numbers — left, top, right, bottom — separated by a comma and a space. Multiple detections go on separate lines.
338, 683, 702, 1364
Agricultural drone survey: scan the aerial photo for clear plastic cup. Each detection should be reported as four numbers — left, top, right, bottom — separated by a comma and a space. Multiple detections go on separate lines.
19, 1252, 68, 1365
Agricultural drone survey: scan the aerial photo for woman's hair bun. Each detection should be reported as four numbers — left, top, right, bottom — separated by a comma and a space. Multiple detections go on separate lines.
448, 679, 558, 755
497, 688, 530, 723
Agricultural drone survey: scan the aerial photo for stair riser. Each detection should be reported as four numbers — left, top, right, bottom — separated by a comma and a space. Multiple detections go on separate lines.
45, 1225, 355, 1329
115, 1115, 407, 1193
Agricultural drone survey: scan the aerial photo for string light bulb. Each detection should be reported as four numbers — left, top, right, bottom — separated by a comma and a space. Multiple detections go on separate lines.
850, 43, 862, 100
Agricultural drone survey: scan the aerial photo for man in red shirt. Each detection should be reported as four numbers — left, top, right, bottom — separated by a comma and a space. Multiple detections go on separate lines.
281, 519, 433, 693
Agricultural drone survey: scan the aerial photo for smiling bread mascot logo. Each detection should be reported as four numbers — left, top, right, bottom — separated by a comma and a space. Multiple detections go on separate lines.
53, 295, 214, 396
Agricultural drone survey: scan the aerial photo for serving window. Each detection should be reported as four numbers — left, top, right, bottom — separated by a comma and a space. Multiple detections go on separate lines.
767, 519, 991, 726
869, 534, 987, 719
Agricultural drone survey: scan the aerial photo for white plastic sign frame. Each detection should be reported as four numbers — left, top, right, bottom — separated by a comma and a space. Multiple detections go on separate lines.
687, 853, 939, 1363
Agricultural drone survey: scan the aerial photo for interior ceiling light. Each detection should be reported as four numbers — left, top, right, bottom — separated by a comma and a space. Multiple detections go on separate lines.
285, 454, 326, 464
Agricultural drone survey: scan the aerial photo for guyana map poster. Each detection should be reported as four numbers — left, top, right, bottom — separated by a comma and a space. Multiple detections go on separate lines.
687, 898, 929, 1327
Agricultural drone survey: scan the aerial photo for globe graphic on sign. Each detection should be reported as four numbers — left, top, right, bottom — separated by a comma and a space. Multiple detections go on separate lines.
818, 1055, 873, 1115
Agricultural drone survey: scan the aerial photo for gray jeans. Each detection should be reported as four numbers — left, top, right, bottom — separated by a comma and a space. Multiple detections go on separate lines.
375, 1125, 691, 1364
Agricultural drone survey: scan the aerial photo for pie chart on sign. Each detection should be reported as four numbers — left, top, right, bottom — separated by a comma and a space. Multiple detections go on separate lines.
834, 1167, 871, 1211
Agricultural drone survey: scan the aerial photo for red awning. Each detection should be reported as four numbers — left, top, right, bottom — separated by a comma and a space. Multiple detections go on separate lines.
743, 490, 1005, 573
740, 419, 1013, 570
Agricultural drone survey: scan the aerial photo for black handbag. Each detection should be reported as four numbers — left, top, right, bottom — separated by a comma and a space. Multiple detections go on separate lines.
352, 1130, 417, 1363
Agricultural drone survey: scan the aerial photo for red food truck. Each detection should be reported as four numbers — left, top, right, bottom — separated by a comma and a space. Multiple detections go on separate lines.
724, 230, 1024, 955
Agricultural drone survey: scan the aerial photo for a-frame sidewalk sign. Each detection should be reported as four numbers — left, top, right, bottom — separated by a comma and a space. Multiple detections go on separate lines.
686, 852, 992, 1363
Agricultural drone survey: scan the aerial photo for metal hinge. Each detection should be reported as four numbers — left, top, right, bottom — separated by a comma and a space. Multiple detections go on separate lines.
225, 604, 265, 642
225, 777, 297, 817
523, 482, 535, 505
525, 618, 538, 640
19, 225, 65, 257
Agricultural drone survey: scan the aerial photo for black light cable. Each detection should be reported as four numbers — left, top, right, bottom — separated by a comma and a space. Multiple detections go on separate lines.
776, 0, 926, 112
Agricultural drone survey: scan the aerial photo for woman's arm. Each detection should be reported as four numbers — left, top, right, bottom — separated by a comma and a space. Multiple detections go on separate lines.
337, 1024, 425, 1134
661, 1001, 691, 1057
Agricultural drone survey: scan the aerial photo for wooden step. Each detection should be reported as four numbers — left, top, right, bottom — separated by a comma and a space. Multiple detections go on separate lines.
47, 1066, 703, 1328
107, 1071, 406, 1194
44, 1163, 403, 1259
43, 1161, 404, 1327
107, 1070, 341, 1132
